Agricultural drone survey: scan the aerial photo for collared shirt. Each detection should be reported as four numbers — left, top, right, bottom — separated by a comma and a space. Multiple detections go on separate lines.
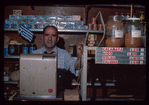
32, 46, 76, 76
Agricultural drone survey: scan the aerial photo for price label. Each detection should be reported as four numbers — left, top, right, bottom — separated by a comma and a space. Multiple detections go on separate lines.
115, 30, 123, 38
130, 61, 139, 64
131, 30, 141, 38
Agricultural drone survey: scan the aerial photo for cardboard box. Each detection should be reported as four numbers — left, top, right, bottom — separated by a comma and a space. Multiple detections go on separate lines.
13, 10, 22, 15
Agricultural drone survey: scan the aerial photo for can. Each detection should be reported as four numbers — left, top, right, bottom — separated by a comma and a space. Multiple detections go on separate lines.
98, 24, 103, 30
69, 44, 76, 56
88, 24, 92, 30
29, 43, 37, 53
93, 24, 97, 30
92, 17, 96, 24
8, 43, 22, 55
22, 43, 29, 54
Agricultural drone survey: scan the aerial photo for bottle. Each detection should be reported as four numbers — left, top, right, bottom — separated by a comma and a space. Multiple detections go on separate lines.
114, 12, 119, 16
69, 44, 76, 57
133, 13, 137, 18
125, 13, 130, 24
120, 13, 125, 24
140, 11, 145, 23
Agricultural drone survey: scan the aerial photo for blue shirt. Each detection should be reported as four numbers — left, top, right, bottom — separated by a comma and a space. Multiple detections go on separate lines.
32, 46, 76, 76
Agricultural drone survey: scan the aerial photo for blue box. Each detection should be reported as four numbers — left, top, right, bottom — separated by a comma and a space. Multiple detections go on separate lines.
4, 24, 10, 28
4, 48, 8, 56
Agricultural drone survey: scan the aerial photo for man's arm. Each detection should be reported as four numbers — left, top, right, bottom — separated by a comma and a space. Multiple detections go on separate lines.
75, 42, 83, 70
75, 57, 81, 70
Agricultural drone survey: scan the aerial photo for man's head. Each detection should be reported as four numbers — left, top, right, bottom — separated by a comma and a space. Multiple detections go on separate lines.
42, 26, 59, 52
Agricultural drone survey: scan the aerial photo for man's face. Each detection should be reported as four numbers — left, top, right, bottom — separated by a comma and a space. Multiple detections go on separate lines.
42, 27, 59, 50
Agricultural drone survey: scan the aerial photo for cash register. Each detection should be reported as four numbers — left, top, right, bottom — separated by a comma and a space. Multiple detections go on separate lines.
19, 54, 65, 99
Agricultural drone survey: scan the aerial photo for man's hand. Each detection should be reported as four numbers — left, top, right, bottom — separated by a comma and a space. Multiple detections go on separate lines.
77, 42, 83, 58
75, 42, 83, 70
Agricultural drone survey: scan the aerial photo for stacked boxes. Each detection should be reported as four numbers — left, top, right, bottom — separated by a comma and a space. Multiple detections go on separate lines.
4, 15, 88, 30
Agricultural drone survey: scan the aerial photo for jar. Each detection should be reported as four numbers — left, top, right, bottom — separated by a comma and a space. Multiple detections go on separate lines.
16, 43, 22, 55
29, 43, 37, 53
105, 15, 124, 47
8, 43, 22, 55
124, 18, 143, 47
69, 44, 76, 57
22, 43, 29, 54
8, 43, 15, 55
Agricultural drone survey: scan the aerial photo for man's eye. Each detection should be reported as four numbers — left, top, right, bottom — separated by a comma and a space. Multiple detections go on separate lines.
52, 35, 56, 37
44, 34, 49, 36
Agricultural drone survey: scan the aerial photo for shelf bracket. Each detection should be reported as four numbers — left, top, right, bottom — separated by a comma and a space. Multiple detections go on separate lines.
31, 5, 35, 10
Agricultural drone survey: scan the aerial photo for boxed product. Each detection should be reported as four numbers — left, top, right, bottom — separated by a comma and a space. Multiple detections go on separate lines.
36, 15, 41, 19
72, 25, 79, 30
57, 24, 65, 30
60, 21, 67, 25
72, 15, 81, 21
75, 21, 84, 25
78, 25, 88, 30
65, 24, 73, 29
13, 10, 22, 15
65, 16, 73, 21
11, 24, 18, 28
47, 16, 57, 20
4, 24, 10, 28
25, 15, 33, 20
68, 21, 75, 25
32, 15, 37, 20
9, 15, 17, 19
57, 16, 65, 21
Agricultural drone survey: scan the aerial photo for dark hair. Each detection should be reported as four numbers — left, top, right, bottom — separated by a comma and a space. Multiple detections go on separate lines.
43, 25, 58, 36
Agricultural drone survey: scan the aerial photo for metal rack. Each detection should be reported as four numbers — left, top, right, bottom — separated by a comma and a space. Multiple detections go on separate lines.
80, 11, 105, 101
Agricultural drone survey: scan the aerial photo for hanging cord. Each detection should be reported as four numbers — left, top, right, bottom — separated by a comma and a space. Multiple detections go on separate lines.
76, 68, 83, 92
95, 11, 106, 47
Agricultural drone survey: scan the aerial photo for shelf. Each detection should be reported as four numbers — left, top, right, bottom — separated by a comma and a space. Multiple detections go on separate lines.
4, 28, 103, 33
4, 55, 94, 60
72, 82, 115, 86
4, 81, 18, 84
29, 4, 145, 8
4, 55, 20, 59
89, 4, 145, 8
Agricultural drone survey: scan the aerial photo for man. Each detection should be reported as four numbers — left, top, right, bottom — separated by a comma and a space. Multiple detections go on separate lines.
32, 26, 83, 76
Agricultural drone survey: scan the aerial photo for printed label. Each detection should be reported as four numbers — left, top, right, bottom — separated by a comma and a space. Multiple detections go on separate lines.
102, 56, 115, 60
30, 47, 35, 53
131, 30, 141, 37
129, 57, 140, 60
130, 61, 139, 64
102, 47, 123, 51
69, 47, 73, 54
127, 52, 137, 56
130, 48, 139, 52
102, 52, 113, 55
102, 60, 118, 64
10, 46, 15, 53
115, 30, 123, 38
